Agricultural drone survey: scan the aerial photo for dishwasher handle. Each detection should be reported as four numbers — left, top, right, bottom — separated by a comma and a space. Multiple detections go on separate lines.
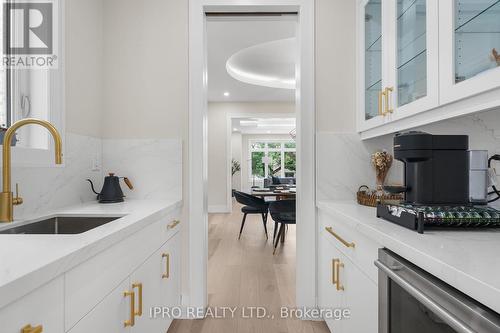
375, 260, 475, 333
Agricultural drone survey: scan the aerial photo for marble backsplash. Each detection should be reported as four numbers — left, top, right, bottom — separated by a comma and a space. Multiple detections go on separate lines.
10, 133, 102, 220
317, 110, 500, 202
4, 135, 183, 221
102, 139, 182, 202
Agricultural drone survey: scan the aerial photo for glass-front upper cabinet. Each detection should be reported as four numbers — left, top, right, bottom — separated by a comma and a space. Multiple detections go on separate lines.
357, 0, 388, 131
384, 0, 439, 119
439, 0, 500, 104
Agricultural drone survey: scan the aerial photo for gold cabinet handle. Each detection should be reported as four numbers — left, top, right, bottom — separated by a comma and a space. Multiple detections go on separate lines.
167, 220, 180, 230
378, 90, 386, 116
325, 227, 355, 248
123, 290, 135, 327
331, 259, 336, 285
162, 253, 170, 279
21, 325, 43, 333
384, 87, 394, 114
333, 259, 345, 291
132, 282, 143, 317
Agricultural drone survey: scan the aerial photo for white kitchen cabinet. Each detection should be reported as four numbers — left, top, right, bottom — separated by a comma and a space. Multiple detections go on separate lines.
163, 232, 181, 311
318, 232, 344, 332
0, 277, 64, 333
357, 0, 389, 132
384, 0, 439, 121
62, 210, 181, 333
357, 0, 500, 139
65, 212, 181, 330
318, 212, 379, 333
68, 233, 181, 333
131, 233, 181, 332
341, 256, 378, 333
358, 0, 439, 131
68, 279, 131, 333
439, 0, 500, 105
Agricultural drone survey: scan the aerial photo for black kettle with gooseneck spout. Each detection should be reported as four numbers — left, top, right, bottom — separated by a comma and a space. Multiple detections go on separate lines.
87, 173, 134, 203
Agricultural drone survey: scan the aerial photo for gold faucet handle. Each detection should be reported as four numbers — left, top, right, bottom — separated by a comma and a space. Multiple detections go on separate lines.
13, 183, 23, 206
21, 324, 43, 333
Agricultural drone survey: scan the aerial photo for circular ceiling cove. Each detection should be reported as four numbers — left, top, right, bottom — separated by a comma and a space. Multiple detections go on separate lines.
226, 38, 296, 90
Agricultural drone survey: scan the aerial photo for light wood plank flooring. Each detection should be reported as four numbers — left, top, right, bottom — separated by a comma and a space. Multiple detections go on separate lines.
168, 202, 330, 333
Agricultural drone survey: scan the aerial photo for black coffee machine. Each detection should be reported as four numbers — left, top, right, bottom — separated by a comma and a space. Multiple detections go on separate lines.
388, 131, 469, 205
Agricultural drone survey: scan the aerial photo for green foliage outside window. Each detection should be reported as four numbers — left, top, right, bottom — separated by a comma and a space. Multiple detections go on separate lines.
252, 152, 265, 177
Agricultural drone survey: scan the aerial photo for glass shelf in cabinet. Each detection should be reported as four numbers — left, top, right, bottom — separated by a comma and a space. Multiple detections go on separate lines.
455, 0, 500, 33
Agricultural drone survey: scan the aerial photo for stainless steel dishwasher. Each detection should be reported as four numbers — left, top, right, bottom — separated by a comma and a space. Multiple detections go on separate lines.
375, 249, 500, 333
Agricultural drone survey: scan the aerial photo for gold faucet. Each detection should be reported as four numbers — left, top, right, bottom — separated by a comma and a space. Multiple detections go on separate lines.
0, 119, 63, 222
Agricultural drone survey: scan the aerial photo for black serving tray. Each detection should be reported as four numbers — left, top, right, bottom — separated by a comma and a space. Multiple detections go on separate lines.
377, 204, 500, 234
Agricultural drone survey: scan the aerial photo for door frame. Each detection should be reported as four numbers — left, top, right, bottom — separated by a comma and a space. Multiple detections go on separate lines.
188, 0, 316, 311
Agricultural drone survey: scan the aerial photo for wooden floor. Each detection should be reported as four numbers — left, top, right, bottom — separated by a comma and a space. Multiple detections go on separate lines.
168, 202, 329, 333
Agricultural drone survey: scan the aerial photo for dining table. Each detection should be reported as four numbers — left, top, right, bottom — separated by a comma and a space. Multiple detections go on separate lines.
250, 188, 296, 200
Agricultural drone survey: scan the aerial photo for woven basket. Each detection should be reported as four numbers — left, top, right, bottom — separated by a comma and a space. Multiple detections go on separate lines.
357, 185, 403, 207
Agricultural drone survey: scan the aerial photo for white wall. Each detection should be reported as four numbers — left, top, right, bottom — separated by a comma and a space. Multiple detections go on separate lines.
65, 0, 104, 138
207, 102, 295, 212
315, 0, 357, 133
102, 0, 188, 140
231, 132, 242, 191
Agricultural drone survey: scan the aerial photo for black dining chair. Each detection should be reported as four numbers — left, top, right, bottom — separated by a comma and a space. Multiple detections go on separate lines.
233, 191, 270, 240
268, 200, 296, 254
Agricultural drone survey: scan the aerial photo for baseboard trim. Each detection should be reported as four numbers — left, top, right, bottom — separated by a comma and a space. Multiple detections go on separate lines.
208, 205, 230, 213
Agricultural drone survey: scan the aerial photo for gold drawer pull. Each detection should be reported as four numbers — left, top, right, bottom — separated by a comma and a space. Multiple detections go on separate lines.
378, 90, 386, 116
325, 227, 355, 248
22, 325, 43, 333
162, 253, 170, 279
384, 87, 394, 115
132, 282, 143, 316
333, 259, 345, 291
167, 220, 180, 230
123, 290, 135, 327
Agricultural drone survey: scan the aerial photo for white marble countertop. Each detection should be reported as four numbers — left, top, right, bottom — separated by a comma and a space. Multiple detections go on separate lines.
317, 200, 500, 313
0, 199, 182, 309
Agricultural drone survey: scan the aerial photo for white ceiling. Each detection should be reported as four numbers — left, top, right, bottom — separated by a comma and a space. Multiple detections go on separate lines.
207, 17, 297, 102
226, 38, 296, 90
232, 117, 296, 135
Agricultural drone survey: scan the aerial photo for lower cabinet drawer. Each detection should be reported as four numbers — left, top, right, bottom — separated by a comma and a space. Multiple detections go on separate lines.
67, 234, 182, 333
319, 209, 380, 283
0, 276, 64, 333
65, 211, 181, 330
318, 221, 378, 333
129, 233, 181, 332
340, 254, 378, 333
67, 278, 131, 333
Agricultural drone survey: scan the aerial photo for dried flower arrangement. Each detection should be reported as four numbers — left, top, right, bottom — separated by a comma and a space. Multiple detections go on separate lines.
356, 150, 402, 207
493, 49, 500, 67
371, 150, 393, 190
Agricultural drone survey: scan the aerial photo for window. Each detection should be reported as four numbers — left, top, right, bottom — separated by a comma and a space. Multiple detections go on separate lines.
1, 4, 52, 150
249, 140, 297, 180
0, 0, 64, 166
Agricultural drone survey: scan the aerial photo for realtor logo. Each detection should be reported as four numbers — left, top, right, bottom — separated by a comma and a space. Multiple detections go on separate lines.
2, 0, 58, 68
4, 2, 53, 54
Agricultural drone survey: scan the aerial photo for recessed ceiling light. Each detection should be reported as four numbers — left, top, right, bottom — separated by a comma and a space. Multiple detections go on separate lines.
223, 92, 230, 97
233, 128, 239, 132
267, 130, 272, 134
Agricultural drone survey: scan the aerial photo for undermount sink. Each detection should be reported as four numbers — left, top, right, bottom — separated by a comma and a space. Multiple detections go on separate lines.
0, 216, 122, 235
